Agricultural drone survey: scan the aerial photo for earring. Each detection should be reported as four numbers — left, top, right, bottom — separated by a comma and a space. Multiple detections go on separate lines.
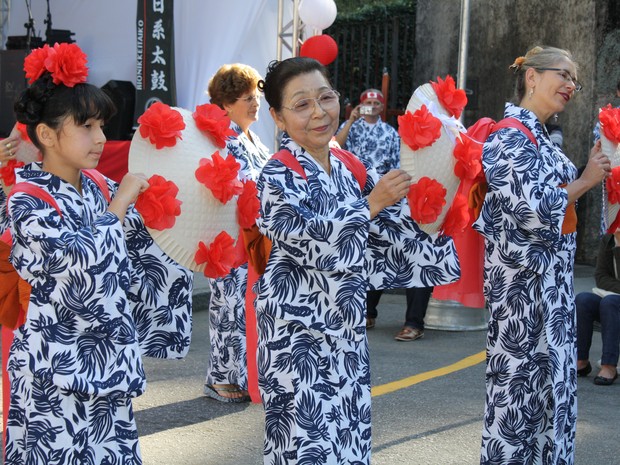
553, 113, 558, 122
528, 88, 534, 99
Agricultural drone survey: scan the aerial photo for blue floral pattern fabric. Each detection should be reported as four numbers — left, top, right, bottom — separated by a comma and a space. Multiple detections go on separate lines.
255, 134, 459, 464
473, 103, 578, 465
205, 123, 269, 390
0, 188, 7, 233
337, 119, 400, 174
5, 164, 193, 465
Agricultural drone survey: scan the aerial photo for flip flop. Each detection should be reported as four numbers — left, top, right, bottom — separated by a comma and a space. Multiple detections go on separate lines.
203, 384, 250, 403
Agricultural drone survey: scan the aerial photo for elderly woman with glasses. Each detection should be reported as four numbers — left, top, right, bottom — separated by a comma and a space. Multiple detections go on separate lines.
254, 56, 460, 464
202, 63, 270, 403
473, 46, 610, 465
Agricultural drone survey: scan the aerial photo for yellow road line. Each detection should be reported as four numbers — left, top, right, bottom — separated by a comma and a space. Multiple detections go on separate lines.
371, 350, 486, 397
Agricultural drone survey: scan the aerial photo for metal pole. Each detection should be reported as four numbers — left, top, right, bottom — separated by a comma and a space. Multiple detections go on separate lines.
0, 0, 9, 51
456, 0, 470, 122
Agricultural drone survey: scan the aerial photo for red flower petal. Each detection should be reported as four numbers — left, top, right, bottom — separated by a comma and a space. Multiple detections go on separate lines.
606, 166, 620, 204
24, 45, 51, 84
134, 174, 182, 230
237, 180, 260, 228
600, 104, 620, 145
194, 231, 237, 278
193, 104, 236, 148
137, 102, 186, 149
453, 134, 483, 180
15, 123, 31, 142
195, 151, 243, 204
44, 43, 89, 87
431, 75, 467, 119
441, 193, 469, 236
0, 159, 25, 186
407, 177, 447, 224
398, 106, 442, 151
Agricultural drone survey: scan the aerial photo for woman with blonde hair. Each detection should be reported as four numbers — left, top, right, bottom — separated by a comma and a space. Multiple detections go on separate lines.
474, 46, 609, 464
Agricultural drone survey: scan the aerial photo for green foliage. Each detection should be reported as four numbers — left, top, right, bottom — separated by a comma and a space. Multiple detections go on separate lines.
335, 0, 416, 18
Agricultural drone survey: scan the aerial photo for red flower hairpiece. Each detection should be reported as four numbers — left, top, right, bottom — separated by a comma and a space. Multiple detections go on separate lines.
398, 106, 442, 151
599, 104, 620, 145
193, 104, 236, 148
0, 159, 25, 187
453, 134, 483, 181
134, 174, 182, 230
195, 231, 237, 278
15, 123, 31, 142
431, 75, 467, 119
440, 193, 469, 236
407, 177, 447, 224
24, 43, 88, 87
237, 179, 260, 228
137, 102, 186, 149
195, 151, 243, 204
606, 166, 620, 205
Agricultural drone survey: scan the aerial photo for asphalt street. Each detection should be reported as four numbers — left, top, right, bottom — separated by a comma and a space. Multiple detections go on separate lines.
2, 265, 618, 465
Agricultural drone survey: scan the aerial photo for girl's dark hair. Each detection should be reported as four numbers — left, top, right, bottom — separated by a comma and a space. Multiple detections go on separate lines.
257, 57, 333, 111
14, 73, 116, 150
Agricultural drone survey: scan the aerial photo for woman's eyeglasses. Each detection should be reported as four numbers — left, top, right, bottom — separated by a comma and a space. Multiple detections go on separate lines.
535, 67, 583, 92
283, 90, 340, 116
236, 94, 262, 104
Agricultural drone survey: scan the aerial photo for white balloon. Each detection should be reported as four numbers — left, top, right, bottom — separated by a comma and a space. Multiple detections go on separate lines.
299, 0, 337, 30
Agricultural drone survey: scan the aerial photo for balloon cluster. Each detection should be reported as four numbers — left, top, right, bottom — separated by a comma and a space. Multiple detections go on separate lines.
298, 0, 339, 66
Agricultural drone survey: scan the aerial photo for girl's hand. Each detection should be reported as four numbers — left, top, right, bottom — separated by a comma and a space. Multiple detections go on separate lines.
108, 173, 149, 222
0, 135, 21, 164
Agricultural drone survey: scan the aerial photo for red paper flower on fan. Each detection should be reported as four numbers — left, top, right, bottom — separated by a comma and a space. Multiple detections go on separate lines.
24, 44, 51, 84
237, 180, 260, 228
606, 166, 620, 204
44, 43, 89, 87
0, 159, 25, 186
453, 134, 483, 180
407, 177, 447, 224
398, 106, 442, 151
599, 104, 620, 145
431, 75, 467, 119
195, 151, 243, 204
137, 102, 186, 149
15, 123, 31, 142
441, 194, 469, 236
193, 104, 236, 148
134, 174, 182, 230
195, 231, 237, 279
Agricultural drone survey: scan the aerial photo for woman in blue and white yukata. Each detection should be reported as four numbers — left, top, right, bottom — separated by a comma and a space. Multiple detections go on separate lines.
254, 57, 460, 465
203, 64, 270, 402
4, 46, 193, 465
473, 46, 609, 465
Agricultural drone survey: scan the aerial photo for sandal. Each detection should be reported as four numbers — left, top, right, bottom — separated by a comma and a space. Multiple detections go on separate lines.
366, 317, 376, 329
204, 384, 251, 403
394, 326, 424, 342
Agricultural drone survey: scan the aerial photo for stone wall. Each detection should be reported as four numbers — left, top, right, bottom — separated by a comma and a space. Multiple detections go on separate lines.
414, 0, 619, 264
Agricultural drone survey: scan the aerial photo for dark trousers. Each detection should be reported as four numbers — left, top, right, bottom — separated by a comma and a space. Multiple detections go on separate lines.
575, 292, 620, 366
366, 287, 434, 330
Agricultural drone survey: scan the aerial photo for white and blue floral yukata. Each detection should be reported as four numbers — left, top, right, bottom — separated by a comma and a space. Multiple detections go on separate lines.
254, 134, 460, 465
205, 123, 269, 391
474, 103, 579, 465
5, 164, 193, 465
337, 118, 400, 174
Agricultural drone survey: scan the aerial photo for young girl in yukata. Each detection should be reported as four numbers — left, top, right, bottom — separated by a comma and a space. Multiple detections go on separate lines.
4, 44, 193, 465
254, 57, 460, 465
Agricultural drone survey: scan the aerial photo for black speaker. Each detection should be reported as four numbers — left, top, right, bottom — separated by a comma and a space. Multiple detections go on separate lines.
0, 50, 27, 137
101, 80, 136, 140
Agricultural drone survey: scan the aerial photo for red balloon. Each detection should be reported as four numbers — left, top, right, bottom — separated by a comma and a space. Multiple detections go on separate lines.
299, 34, 338, 66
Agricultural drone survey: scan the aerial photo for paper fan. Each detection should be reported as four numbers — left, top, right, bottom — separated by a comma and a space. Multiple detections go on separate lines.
128, 105, 240, 273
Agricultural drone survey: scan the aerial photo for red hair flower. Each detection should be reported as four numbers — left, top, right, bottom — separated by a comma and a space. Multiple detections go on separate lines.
599, 104, 620, 145
453, 134, 483, 180
431, 75, 467, 119
606, 166, 620, 205
24, 44, 51, 84
193, 104, 236, 148
0, 159, 25, 187
15, 123, 31, 142
441, 194, 469, 236
195, 231, 237, 279
407, 177, 447, 224
134, 174, 182, 230
137, 102, 186, 149
398, 106, 442, 151
44, 43, 89, 87
237, 180, 260, 228
195, 151, 243, 204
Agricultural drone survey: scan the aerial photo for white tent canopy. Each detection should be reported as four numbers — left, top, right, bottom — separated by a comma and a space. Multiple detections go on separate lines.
5, 0, 295, 146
